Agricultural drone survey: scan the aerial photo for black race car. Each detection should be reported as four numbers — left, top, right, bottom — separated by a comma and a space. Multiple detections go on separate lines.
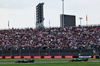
15, 59, 35, 63
70, 58, 88, 62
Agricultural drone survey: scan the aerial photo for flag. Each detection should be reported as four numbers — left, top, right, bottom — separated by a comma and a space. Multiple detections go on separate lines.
8, 21, 9, 27
86, 15, 88, 26
49, 19, 50, 27
86, 15, 88, 21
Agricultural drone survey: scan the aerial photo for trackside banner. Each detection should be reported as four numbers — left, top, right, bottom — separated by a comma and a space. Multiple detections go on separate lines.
34, 56, 41, 59
65, 55, 73, 58
23, 56, 31, 59
0, 56, 3, 59
44, 56, 52, 59
79, 56, 92, 58
54, 56, 62, 59
5, 56, 12, 59
14, 56, 21, 59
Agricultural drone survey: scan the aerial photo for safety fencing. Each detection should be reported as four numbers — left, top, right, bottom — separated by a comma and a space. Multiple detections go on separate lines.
0, 49, 100, 56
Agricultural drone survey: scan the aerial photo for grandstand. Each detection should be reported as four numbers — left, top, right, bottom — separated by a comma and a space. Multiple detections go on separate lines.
0, 25, 100, 57
0, 25, 100, 50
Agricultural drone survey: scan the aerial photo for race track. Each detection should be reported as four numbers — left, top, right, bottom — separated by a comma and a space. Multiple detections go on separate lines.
0, 60, 100, 64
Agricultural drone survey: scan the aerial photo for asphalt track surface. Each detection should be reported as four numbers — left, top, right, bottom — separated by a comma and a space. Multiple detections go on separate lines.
0, 60, 100, 64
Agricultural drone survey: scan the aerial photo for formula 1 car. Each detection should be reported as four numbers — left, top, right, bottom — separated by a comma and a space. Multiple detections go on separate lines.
69, 58, 88, 62
15, 59, 35, 63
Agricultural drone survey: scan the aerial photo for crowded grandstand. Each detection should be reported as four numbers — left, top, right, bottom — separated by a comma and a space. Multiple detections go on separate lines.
0, 25, 100, 50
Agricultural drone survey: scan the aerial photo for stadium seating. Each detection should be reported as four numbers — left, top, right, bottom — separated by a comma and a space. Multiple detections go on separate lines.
0, 26, 100, 50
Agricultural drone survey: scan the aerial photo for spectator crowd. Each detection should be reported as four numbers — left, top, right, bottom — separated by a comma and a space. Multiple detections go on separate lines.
0, 25, 100, 50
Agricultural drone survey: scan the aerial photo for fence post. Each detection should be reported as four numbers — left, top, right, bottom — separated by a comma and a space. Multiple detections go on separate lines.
59, 49, 60, 55
80, 49, 81, 56
2, 50, 3, 56
29, 50, 30, 56
10, 50, 12, 56
19, 50, 21, 56
39, 49, 40, 56
68, 49, 69, 55
49, 49, 50, 55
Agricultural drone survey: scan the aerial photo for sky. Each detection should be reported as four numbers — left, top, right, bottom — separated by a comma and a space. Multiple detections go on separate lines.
0, 0, 100, 29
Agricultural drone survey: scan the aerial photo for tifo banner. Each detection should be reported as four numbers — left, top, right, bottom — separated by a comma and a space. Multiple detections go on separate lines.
0, 56, 3, 59
44, 56, 52, 59
54, 56, 62, 59
14, 56, 21, 59
34, 56, 41, 59
23, 56, 31, 59
5, 56, 12, 59
65, 55, 73, 58
79, 56, 92, 58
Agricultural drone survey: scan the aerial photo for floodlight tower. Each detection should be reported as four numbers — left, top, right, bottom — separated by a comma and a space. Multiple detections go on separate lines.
62, 0, 64, 27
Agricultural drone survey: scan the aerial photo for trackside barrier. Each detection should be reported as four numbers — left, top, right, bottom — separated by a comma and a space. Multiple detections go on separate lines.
23, 56, 31, 59
34, 56, 41, 59
0, 56, 3, 59
1, 55, 100, 59
5, 56, 12, 59
4, 55, 100, 59
14, 56, 21, 59
65, 55, 73, 59
44, 56, 52, 59
79, 56, 92, 58
93, 55, 96, 59
54, 56, 62, 59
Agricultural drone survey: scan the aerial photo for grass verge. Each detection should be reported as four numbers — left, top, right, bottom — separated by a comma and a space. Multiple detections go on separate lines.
0, 62, 100, 66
